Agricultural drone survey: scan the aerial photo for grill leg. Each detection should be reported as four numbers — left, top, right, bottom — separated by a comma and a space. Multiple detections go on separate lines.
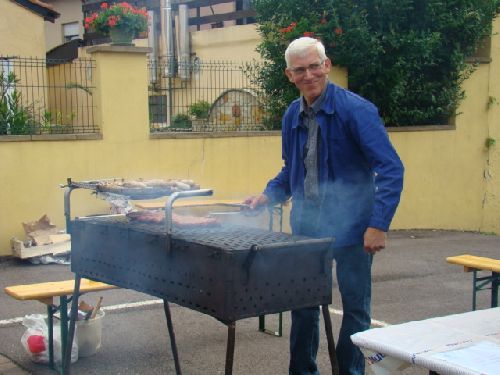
225, 322, 236, 375
321, 305, 339, 375
163, 300, 182, 375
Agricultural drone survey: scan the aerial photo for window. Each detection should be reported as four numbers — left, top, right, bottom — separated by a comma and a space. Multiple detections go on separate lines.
63, 22, 79, 42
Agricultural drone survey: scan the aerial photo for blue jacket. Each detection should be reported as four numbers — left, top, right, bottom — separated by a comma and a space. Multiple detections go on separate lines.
264, 82, 404, 247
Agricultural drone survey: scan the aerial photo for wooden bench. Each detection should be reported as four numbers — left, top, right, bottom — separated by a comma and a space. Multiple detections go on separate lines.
446, 254, 500, 310
4, 279, 116, 373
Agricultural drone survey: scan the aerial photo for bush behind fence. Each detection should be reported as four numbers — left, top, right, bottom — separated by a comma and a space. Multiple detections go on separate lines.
148, 57, 273, 133
0, 56, 97, 136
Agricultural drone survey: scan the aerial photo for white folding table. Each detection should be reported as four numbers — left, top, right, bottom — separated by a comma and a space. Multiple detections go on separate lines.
351, 307, 500, 375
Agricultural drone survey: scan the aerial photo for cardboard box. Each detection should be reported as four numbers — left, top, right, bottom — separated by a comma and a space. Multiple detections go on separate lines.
10, 236, 71, 259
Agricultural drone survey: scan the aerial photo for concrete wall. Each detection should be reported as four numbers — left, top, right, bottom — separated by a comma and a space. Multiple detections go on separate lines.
0, 19, 499, 256
480, 16, 500, 234
0, 0, 47, 57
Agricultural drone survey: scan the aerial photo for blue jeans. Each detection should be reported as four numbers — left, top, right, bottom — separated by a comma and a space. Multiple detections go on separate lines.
289, 245, 373, 375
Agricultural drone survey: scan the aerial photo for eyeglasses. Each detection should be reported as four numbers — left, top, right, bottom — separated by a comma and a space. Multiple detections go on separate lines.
288, 61, 325, 76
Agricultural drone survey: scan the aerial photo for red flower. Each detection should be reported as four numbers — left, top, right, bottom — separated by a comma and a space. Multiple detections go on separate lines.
279, 21, 297, 34
107, 15, 120, 27
100, 2, 108, 9
303, 31, 315, 37
335, 27, 343, 35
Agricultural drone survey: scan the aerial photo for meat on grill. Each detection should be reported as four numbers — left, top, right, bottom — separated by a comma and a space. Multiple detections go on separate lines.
126, 210, 165, 223
126, 211, 220, 228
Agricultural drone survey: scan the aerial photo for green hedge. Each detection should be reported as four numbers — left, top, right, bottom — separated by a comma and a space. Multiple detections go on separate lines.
252, 0, 500, 127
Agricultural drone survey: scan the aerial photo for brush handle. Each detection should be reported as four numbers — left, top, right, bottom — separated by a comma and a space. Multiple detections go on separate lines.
89, 296, 103, 320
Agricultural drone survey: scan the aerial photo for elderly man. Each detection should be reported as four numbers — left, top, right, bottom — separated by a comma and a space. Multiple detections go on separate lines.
245, 37, 404, 375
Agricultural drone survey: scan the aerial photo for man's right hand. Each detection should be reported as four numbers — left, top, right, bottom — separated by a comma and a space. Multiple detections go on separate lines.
243, 193, 269, 210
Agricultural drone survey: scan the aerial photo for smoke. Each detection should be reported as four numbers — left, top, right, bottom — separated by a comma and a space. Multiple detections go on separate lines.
292, 174, 374, 244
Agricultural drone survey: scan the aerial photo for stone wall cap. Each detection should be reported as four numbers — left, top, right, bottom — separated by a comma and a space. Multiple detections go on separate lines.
86, 45, 152, 54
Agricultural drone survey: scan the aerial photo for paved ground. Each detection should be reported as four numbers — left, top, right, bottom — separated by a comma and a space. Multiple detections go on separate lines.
0, 229, 498, 374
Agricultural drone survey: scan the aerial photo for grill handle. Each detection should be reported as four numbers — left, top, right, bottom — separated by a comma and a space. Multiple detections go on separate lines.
242, 238, 335, 281
165, 188, 214, 237
250, 238, 334, 252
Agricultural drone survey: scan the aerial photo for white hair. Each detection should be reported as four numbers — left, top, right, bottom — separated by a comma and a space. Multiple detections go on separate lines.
285, 37, 327, 68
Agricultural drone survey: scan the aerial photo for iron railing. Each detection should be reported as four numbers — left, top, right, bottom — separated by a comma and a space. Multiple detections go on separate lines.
0, 56, 97, 136
148, 57, 270, 133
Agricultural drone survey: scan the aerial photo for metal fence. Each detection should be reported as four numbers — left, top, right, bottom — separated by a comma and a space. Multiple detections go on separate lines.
148, 57, 270, 133
0, 56, 97, 136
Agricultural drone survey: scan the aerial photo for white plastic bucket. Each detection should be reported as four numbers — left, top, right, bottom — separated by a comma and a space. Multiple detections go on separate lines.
76, 310, 104, 357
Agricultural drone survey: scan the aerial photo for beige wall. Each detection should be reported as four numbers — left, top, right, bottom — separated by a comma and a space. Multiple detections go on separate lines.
45, 0, 83, 51
192, 24, 261, 61
0, 19, 499, 256
389, 66, 489, 231
191, 24, 348, 95
480, 16, 500, 234
0, 1, 47, 57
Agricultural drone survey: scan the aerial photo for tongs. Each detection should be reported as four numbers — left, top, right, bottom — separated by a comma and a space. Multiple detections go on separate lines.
208, 203, 264, 217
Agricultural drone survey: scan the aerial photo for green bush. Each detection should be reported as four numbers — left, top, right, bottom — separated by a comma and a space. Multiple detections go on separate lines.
252, 0, 500, 127
0, 71, 36, 135
188, 100, 211, 119
171, 113, 192, 130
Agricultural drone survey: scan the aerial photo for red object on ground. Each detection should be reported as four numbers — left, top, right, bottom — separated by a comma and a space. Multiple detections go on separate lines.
27, 335, 46, 354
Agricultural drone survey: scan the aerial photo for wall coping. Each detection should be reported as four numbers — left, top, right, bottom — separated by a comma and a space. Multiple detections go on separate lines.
150, 131, 280, 139
0, 125, 455, 142
86, 45, 152, 54
386, 124, 455, 132
0, 133, 102, 142
149, 125, 455, 138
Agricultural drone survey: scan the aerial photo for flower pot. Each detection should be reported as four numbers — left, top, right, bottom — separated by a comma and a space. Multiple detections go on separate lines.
109, 27, 134, 46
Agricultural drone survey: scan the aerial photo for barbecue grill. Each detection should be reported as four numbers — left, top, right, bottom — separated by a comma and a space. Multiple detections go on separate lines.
61, 179, 338, 374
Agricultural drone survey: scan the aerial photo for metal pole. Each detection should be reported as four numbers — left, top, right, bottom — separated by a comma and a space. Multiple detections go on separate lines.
321, 305, 339, 375
225, 322, 236, 375
163, 300, 182, 375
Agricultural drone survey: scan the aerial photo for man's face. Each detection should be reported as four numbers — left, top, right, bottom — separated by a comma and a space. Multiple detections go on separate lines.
285, 48, 331, 105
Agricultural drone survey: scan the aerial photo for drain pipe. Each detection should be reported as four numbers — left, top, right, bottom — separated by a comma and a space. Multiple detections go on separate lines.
178, 3, 190, 81
161, 0, 176, 78
161, 0, 175, 124
147, 10, 157, 84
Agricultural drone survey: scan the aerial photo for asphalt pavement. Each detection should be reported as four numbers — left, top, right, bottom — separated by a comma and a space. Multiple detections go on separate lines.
0, 229, 499, 375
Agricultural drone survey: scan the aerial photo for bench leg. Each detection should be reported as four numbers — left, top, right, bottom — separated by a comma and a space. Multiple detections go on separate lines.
258, 313, 283, 336
62, 276, 81, 375
472, 271, 499, 310
47, 304, 55, 369
60, 296, 68, 368
472, 270, 477, 311
492, 272, 499, 308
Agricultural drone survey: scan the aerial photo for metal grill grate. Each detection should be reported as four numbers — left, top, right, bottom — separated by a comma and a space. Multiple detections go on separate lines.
78, 215, 308, 251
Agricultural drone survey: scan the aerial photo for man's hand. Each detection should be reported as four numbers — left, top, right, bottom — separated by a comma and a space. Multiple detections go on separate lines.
243, 194, 269, 210
363, 227, 387, 254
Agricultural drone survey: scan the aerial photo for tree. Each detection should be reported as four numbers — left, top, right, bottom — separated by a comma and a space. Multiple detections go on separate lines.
252, 0, 500, 127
